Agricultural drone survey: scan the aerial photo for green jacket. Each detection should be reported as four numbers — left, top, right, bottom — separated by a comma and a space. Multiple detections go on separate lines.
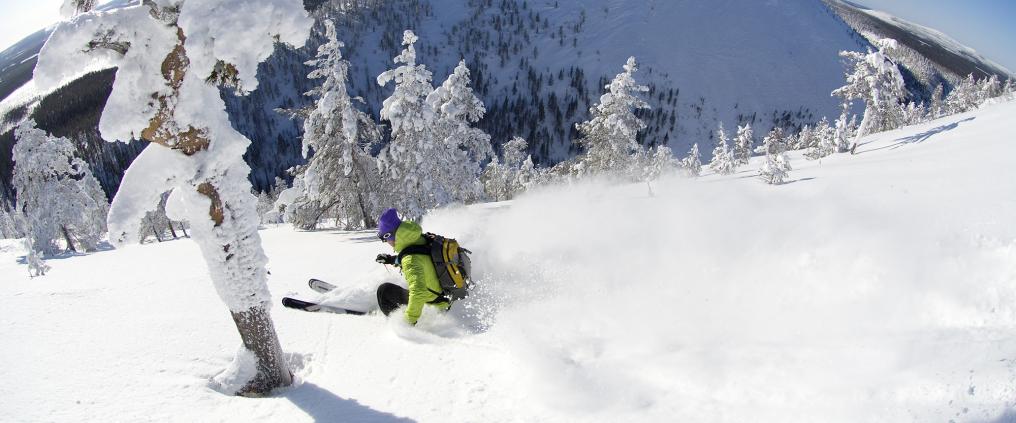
393, 221, 449, 324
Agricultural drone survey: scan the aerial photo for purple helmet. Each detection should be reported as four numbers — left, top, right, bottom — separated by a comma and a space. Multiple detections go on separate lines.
377, 208, 401, 241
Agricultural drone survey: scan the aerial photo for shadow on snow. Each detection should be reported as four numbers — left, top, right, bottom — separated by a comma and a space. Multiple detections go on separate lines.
856, 117, 976, 154
284, 382, 416, 423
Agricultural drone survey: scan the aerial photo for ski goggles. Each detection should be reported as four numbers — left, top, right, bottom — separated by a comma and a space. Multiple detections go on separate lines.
378, 231, 394, 241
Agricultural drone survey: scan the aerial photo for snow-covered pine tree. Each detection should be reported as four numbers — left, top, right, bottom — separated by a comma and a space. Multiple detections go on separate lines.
482, 136, 532, 201
805, 117, 836, 160
573, 56, 650, 179
642, 145, 678, 183
946, 73, 979, 114
758, 127, 792, 185
708, 123, 736, 175
681, 143, 702, 177
35, 0, 313, 395
12, 120, 108, 256
427, 60, 494, 204
929, 84, 945, 119
1003, 78, 1016, 100
377, 30, 439, 220
794, 125, 814, 151
298, 20, 382, 229
60, 0, 94, 17
979, 74, 1002, 102
24, 239, 49, 277
832, 38, 906, 153
733, 123, 754, 165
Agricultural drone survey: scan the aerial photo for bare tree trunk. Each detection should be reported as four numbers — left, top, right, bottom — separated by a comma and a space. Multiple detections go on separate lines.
231, 306, 292, 396
61, 226, 77, 252
167, 220, 178, 239
180, 224, 189, 238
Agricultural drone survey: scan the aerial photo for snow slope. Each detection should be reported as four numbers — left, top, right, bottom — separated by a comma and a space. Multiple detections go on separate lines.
3, 99, 1016, 422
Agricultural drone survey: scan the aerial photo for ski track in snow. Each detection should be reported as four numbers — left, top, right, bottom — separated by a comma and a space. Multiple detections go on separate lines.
3, 100, 1016, 422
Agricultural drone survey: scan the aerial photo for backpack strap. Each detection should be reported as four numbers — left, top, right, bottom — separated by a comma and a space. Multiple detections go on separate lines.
397, 244, 431, 263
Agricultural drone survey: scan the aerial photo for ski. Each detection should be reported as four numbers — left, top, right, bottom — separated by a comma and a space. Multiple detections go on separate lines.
308, 278, 337, 294
281, 297, 366, 315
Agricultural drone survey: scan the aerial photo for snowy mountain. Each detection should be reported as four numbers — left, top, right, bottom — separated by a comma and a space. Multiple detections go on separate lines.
4, 97, 1016, 422
0, 0, 1010, 201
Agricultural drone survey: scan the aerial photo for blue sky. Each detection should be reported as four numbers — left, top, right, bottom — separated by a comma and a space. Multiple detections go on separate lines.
0, 0, 1014, 72
854, 0, 1016, 72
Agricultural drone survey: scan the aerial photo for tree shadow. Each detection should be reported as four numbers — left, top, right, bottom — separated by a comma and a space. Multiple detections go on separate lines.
781, 177, 816, 185
15, 240, 117, 264
283, 382, 416, 423
856, 117, 975, 155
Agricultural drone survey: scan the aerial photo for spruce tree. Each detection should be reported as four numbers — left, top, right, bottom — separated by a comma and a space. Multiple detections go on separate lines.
733, 123, 754, 165
758, 127, 792, 184
574, 56, 649, 178
377, 30, 439, 219
681, 143, 702, 177
832, 38, 906, 153
708, 123, 735, 175
427, 60, 494, 204
298, 20, 382, 229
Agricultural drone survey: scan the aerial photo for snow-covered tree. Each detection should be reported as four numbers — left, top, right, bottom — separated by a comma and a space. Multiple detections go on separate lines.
138, 191, 188, 243
929, 84, 945, 119
1003, 78, 1016, 100
708, 123, 736, 175
805, 117, 836, 160
483, 136, 533, 201
681, 143, 702, 177
60, 0, 95, 17
427, 60, 494, 204
298, 20, 382, 229
978, 74, 1002, 102
24, 239, 50, 277
758, 127, 792, 185
946, 73, 980, 114
377, 30, 439, 220
733, 123, 754, 165
573, 56, 650, 178
794, 125, 815, 151
13, 120, 108, 256
640, 145, 676, 181
832, 38, 907, 153
35, 0, 313, 395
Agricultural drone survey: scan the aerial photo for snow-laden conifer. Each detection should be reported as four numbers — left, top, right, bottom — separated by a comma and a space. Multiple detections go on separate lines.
574, 56, 649, 178
483, 137, 534, 201
929, 84, 945, 119
733, 123, 754, 165
946, 74, 980, 114
427, 60, 494, 204
34, 0, 313, 395
13, 120, 108, 256
1003, 78, 1016, 100
297, 20, 382, 229
758, 127, 791, 185
708, 123, 736, 175
377, 30, 440, 219
681, 143, 702, 177
833, 38, 906, 152
805, 117, 836, 160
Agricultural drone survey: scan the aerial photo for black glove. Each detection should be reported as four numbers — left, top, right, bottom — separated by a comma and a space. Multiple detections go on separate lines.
375, 254, 396, 265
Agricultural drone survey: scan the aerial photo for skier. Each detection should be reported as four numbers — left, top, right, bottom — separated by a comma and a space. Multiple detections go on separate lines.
374, 208, 451, 325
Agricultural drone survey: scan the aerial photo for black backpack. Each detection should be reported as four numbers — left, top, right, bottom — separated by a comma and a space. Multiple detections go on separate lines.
397, 233, 472, 301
